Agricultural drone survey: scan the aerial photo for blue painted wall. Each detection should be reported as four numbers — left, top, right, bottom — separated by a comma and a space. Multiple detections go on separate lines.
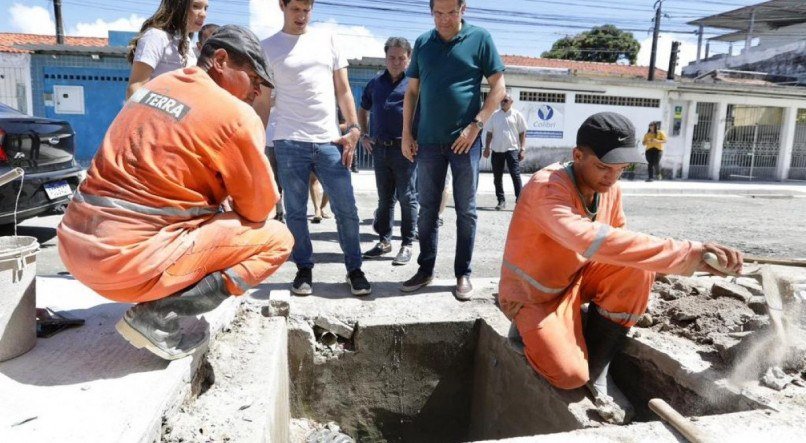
31, 54, 129, 165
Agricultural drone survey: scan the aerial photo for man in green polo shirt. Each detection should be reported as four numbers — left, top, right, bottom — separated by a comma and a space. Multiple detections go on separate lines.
400, 0, 506, 301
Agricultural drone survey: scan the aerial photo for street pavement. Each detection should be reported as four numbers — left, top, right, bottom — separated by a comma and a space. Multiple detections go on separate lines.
13, 171, 806, 286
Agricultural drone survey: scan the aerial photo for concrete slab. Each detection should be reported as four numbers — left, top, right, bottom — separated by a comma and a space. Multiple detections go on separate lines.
0, 276, 242, 443
476, 409, 806, 442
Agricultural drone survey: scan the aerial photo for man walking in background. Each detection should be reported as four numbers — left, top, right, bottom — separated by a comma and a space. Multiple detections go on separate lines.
484, 94, 526, 210
400, 0, 506, 301
255, 0, 371, 296
359, 37, 418, 266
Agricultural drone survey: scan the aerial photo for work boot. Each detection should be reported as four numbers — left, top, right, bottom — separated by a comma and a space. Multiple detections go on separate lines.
584, 303, 635, 425
115, 273, 229, 360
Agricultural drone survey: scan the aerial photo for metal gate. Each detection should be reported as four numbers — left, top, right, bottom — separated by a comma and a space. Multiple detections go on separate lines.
0, 65, 28, 113
688, 102, 714, 179
788, 109, 806, 180
720, 105, 783, 181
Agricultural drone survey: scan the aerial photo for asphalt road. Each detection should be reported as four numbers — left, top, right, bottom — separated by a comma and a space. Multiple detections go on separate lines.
13, 183, 806, 288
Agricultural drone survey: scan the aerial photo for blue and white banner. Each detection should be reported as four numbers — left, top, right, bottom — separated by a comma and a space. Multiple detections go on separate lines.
524, 103, 564, 139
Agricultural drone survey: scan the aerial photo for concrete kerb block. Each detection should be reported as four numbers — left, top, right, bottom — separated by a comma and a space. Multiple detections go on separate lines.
313, 314, 355, 340
261, 289, 291, 318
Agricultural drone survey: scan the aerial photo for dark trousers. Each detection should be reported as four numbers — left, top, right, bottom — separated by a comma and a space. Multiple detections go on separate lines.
372, 142, 419, 246
417, 138, 481, 277
492, 150, 522, 203
645, 149, 662, 180
265, 145, 283, 216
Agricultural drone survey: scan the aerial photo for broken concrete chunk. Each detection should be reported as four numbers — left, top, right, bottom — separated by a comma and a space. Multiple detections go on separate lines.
711, 334, 742, 364
743, 315, 770, 332
261, 289, 290, 317
636, 314, 653, 328
314, 315, 355, 340
734, 277, 764, 296
747, 296, 768, 315
711, 281, 753, 304
659, 288, 686, 301
761, 366, 793, 391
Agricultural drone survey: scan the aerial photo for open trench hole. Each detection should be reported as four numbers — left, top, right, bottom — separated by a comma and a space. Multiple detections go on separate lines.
288, 317, 764, 442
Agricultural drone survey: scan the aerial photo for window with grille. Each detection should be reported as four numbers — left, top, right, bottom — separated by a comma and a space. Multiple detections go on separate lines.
520, 91, 566, 103
575, 94, 660, 108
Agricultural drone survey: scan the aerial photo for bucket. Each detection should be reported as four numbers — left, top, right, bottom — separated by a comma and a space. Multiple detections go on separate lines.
0, 236, 39, 362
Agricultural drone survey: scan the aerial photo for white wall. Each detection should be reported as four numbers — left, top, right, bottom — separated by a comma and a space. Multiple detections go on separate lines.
0, 53, 32, 114
754, 23, 806, 52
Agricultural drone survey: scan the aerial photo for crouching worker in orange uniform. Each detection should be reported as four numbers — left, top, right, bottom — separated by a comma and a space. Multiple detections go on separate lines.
57, 26, 294, 361
498, 112, 742, 424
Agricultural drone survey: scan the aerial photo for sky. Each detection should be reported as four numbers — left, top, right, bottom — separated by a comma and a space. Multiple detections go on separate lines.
2, 0, 767, 72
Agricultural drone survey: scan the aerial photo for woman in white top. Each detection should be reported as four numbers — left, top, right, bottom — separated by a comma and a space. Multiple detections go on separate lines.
125, 0, 209, 99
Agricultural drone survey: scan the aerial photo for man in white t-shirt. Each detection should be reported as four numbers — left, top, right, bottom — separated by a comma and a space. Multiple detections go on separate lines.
483, 95, 526, 210
255, 0, 370, 297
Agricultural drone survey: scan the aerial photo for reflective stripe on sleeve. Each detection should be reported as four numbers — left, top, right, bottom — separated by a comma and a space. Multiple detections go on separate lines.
74, 189, 217, 218
583, 224, 611, 259
502, 260, 566, 295
596, 304, 641, 324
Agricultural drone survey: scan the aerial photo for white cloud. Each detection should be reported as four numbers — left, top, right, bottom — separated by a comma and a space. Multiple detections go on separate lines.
70, 15, 145, 37
248, 1, 383, 59
9, 4, 55, 35
311, 20, 385, 60
638, 33, 699, 75
250, 0, 284, 39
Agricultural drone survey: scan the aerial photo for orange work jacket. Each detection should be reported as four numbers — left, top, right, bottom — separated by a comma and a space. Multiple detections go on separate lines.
58, 66, 278, 292
498, 163, 703, 319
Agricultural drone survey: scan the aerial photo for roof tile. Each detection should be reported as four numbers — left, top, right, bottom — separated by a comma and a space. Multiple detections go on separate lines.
0, 33, 108, 54
502, 55, 668, 79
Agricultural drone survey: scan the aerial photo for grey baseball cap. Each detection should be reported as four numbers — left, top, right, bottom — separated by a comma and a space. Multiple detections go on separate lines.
576, 112, 646, 164
202, 25, 273, 88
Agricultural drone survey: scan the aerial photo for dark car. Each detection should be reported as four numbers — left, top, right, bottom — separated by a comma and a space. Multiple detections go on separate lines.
0, 103, 83, 231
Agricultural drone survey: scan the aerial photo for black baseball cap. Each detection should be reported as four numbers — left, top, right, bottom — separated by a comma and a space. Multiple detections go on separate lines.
202, 25, 273, 88
576, 112, 646, 164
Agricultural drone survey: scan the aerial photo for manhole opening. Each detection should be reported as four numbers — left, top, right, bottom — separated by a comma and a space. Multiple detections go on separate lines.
289, 318, 763, 442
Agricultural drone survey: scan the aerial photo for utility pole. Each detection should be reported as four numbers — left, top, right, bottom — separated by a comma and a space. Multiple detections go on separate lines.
648, 0, 663, 81
668, 41, 680, 80
53, 0, 65, 45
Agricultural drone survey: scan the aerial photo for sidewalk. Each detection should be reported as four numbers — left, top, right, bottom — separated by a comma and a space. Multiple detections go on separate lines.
348, 170, 806, 196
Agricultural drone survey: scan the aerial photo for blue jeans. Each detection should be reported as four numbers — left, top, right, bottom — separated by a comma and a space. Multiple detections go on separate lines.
416, 137, 481, 277
372, 142, 418, 245
274, 140, 362, 272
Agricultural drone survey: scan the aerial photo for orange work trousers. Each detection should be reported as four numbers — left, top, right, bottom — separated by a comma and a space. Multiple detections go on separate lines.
100, 212, 293, 303
513, 262, 654, 390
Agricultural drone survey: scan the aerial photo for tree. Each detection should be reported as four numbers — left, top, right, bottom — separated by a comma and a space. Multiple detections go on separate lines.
542, 25, 641, 64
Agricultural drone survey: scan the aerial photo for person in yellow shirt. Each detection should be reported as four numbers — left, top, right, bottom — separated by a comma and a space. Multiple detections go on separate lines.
642, 121, 667, 181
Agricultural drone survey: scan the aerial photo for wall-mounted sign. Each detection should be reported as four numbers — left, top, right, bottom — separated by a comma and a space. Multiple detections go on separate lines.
523, 103, 564, 139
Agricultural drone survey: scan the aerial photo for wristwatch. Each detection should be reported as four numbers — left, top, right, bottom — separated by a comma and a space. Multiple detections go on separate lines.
472, 118, 484, 130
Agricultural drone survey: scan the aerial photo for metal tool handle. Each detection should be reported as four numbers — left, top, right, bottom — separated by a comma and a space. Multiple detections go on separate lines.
649, 398, 711, 443
0, 168, 24, 187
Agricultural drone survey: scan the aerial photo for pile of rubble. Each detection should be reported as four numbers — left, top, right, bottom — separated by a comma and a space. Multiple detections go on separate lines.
637, 272, 806, 392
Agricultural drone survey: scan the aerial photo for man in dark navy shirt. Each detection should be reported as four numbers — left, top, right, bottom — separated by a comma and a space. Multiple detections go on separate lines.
359, 37, 419, 266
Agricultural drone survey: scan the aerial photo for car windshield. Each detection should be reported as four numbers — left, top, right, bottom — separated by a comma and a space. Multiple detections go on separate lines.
0, 103, 24, 117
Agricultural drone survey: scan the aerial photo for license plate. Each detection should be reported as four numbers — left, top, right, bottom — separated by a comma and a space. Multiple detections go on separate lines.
44, 180, 72, 200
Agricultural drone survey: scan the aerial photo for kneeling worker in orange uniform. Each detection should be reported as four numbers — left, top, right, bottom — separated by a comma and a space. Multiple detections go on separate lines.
498, 112, 742, 424
57, 26, 294, 360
